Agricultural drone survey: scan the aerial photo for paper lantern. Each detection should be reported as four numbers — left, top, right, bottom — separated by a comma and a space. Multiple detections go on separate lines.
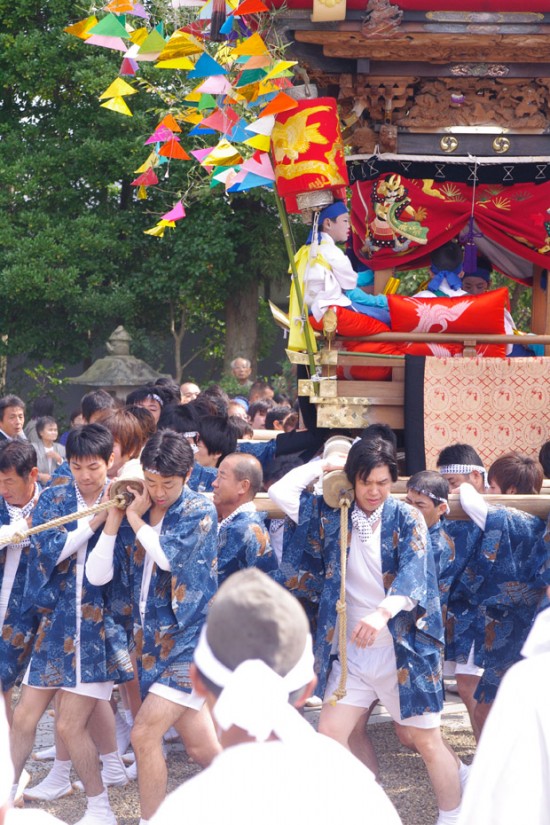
272, 97, 348, 213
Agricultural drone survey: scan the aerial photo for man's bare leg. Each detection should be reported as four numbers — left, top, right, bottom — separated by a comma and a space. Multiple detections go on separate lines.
10, 686, 57, 782
455, 674, 481, 741
2, 690, 13, 726
318, 701, 370, 749
473, 699, 492, 735
131, 693, 187, 821
57, 692, 103, 797
172, 702, 220, 768
348, 701, 380, 778
395, 723, 461, 815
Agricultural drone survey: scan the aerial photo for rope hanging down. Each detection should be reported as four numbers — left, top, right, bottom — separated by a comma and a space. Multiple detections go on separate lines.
327, 494, 351, 704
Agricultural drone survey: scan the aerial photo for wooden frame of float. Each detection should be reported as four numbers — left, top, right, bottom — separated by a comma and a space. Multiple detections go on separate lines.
288, 332, 550, 430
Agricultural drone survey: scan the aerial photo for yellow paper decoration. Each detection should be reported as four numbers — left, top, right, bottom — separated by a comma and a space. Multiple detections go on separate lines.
99, 77, 137, 100
100, 96, 133, 116
201, 138, 243, 167
263, 61, 297, 81
232, 32, 269, 57
243, 134, 270, 151
64, 16, 98, 40
134, 152, 159, 173
137, 185, 148, 199
157, 31, 203, 60
129, 27, 149, 45
155, 57, 195, 70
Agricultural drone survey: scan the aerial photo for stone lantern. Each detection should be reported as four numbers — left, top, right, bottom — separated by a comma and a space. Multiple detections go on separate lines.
68, 326, 165, 400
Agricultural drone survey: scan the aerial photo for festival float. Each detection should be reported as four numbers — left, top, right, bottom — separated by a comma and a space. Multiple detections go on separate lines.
65, 0, 550, 472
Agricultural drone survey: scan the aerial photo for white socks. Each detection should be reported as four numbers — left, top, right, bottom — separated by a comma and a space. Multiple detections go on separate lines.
101, 752, 129, 786
24, 760, 73, 800
458, 760, 470, 791
437, 804, 461, 825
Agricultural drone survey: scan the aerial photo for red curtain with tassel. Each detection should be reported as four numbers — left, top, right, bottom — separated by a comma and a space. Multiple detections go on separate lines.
350, 175, 550, 276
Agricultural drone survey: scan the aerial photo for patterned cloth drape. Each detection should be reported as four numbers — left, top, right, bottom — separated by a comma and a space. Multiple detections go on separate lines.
350, 173, 550, 275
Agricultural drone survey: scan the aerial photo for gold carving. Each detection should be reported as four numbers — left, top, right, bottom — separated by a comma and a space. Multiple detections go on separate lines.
493, 135, 511, 153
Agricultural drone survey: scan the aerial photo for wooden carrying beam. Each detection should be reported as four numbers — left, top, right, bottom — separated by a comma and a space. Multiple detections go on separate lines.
212, 492, 550, 521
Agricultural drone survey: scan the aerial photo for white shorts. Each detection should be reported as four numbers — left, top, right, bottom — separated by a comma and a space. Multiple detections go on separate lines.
23, 661, 113, 701
148, 682, 204, 710
444, 643, 484, 678
324, 642, 441, 729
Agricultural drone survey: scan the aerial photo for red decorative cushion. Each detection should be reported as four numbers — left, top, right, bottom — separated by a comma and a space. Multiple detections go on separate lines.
309, 306, 390, 337
388, 288, 508, 335
338, 341, 404, 381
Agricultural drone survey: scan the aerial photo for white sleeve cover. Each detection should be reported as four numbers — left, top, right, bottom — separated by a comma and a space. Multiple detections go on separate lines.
268, 460, 324, 523
56, 519, 95, 564
136, 524, 171, 571
85, 533, 116, 585
459, 482, 488, 531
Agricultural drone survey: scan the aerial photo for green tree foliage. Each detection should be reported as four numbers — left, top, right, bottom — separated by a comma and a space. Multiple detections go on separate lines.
0, 0, 289, 380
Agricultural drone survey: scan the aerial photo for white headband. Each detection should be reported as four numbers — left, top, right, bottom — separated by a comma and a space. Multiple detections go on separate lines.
143, 467, 162, 475
194, 625, 315, 744
438, 464, 485, 477
408, 485, 450, 515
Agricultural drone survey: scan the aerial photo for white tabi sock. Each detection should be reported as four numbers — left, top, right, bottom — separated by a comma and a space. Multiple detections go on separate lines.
87, 789, 111, 813
436, 804, 461, 825
100, 751, 129, 786
122, 709, 133, 727
458, 760, 470, 791
139, 819, 149, 825
23, 759, 72, 799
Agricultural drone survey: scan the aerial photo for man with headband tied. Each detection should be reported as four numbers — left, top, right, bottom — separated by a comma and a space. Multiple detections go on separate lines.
151, 569, 402, 825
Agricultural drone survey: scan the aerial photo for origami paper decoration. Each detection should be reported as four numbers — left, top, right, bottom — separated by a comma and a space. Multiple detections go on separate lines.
232, 32, 268, 56
188, 53, 228, 78
101, 96, 133, 116
131, 168, 159, 186
242, 133, 270, 151
155, 57, 195, 69
235, 68, 267, 88
200, 107, 239, 133
198, 94, 217, 110
99, 77, 137, 99
162, 201, 186, 221
120, 57, 138, 75
201, 138, 243, 166
134, 152, 160, 173
236, 54, 271, 68
137, 27, 166, 54
130, 3, 149, 17
159, 114, 182, 133
144, 220, 175, 237
259, 91, 298, 117
190, 147, 215, 164
195, 76, 232, 95
64, 16, 98, 39
145, 125, 175, 144
137, 185, 148, 199
89, 13, 129, 38
228, 171, 273, 191
157, 30, 203, 60
241, 151, 275, 180
86, 34, 128, 51
263, 61, 297, 81
129, 27, 149, 44
104, 0, 134, 12
159, 139, 190, 159
244, 114, 275, 136
234, 0, 269, 15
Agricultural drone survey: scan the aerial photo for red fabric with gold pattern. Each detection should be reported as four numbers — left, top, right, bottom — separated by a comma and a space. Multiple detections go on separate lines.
404, 342, 506, 358
388, 288, 508, 335
309, 305, 391, 336
272, 98, 349, 214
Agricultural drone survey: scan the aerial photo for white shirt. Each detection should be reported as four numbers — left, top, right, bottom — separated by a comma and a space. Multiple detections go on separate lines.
150, 731, 402, 825
269, 462, 415, 621
303, 234, 357, 321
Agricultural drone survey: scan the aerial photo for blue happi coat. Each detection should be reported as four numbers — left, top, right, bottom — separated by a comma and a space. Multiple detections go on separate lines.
449, 507, 547, 702
0, 502, 40, 690
237, 439, 277, 472
288, 493, 444, 718
188, 463, 217, 493
217, 510, 280, 585
116, 487, 217, 698
22, 483, 133, 688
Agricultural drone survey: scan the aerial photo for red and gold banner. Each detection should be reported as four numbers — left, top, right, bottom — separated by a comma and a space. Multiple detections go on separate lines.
272, 97, 349, 212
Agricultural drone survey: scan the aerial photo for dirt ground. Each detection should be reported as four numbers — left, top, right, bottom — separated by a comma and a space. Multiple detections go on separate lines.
26, 719, 476, 825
